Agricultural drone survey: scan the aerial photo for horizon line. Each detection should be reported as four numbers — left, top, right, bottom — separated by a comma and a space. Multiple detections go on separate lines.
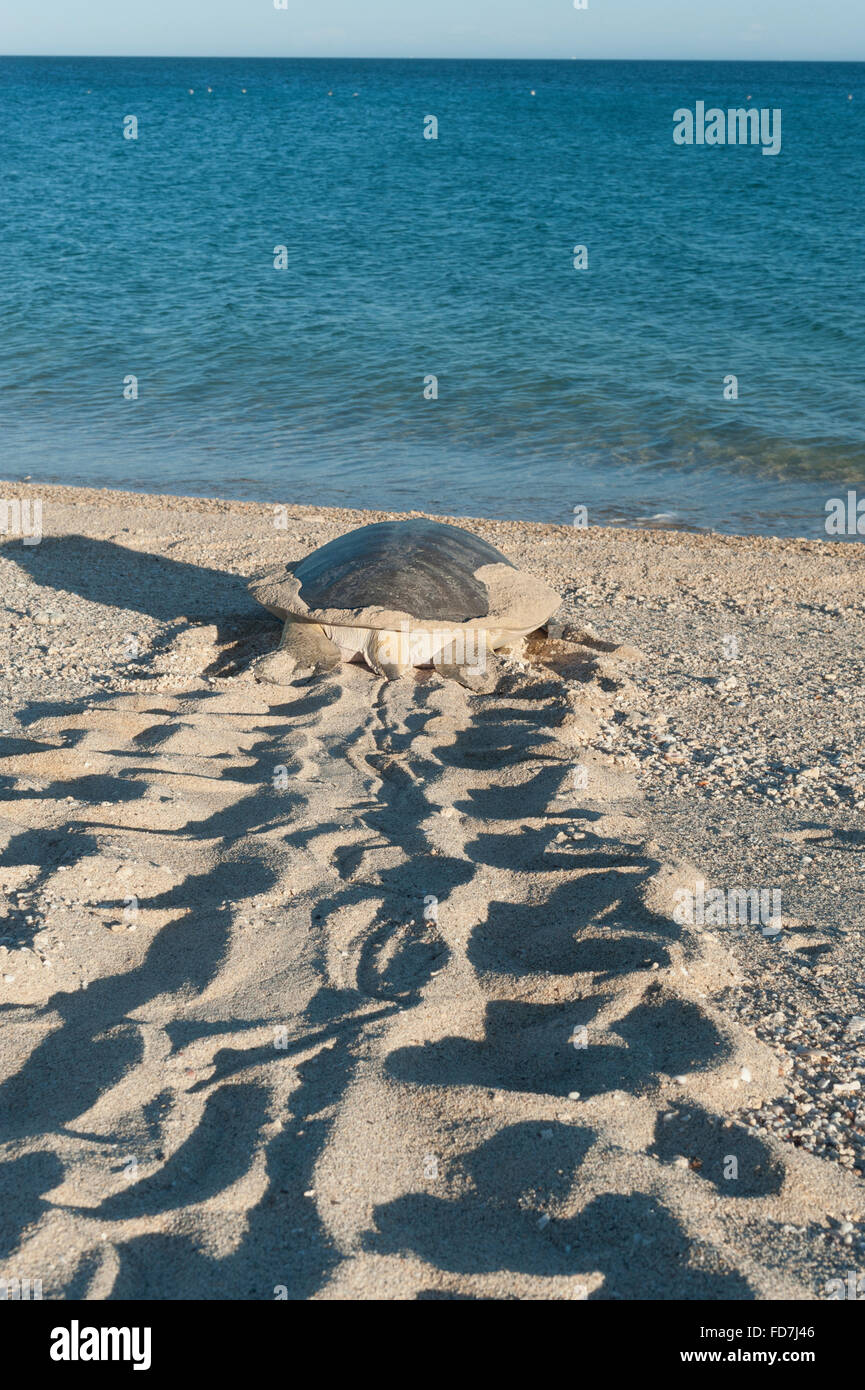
3, 53, 865, 64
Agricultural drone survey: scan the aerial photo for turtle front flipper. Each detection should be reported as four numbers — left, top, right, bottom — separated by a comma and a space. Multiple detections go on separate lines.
362, 630, 412, 681
253, 618, 340, 685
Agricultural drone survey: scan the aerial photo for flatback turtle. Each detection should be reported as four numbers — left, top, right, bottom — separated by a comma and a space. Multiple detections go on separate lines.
249, 518, 560, 685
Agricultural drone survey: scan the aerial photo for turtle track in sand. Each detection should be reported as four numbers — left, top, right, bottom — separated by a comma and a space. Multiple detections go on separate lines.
0, 638, 860, 1300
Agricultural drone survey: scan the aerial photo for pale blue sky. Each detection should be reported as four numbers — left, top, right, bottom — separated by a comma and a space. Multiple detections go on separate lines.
1, 0, 863, 61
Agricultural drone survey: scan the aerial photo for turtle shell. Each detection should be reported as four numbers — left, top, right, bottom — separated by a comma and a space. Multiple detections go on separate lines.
293, 519, 511, 621
249, 518, 560, 633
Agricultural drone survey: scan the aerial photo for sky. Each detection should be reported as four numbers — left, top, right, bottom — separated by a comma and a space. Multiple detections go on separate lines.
0, 0, 863, 62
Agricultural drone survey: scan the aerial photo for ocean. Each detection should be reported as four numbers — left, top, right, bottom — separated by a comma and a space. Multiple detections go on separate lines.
1, 55, 864, 537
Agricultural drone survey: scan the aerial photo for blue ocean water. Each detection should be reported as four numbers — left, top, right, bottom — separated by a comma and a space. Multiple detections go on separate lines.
1, 56, 864, 537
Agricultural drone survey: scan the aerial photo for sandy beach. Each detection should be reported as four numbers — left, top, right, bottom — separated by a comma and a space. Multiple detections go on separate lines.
1, 481, 863, 1301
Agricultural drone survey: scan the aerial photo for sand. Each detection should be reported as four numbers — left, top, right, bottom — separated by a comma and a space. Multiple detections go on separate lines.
0, 482, 863, 1301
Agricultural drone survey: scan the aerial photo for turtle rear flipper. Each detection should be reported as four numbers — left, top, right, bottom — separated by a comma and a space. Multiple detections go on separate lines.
433, 647, 503, 692
253, 618, 339, 685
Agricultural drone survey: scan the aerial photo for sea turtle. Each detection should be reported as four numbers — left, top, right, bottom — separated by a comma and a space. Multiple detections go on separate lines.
248, 518, 561, 686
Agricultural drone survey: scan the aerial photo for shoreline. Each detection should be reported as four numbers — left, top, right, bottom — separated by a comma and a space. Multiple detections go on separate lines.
1, 478, 857, 553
